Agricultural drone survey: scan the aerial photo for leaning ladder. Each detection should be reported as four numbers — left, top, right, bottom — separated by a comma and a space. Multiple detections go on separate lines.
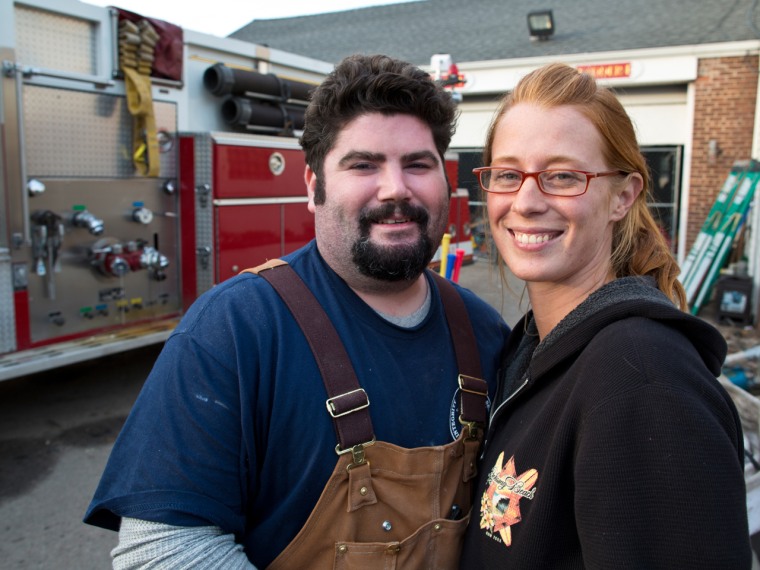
680, 160, 760, 315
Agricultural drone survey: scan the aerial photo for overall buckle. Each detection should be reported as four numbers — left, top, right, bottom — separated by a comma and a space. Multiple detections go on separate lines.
458, 374, 487, 440
326, 388, 369, 418
336, 439, 376, 471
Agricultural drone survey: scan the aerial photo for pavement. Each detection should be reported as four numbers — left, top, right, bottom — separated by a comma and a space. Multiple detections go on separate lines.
0, 346, 159, 569
456, 254, 526, 327
0, 259, 515, 569
0, 258, 757, 568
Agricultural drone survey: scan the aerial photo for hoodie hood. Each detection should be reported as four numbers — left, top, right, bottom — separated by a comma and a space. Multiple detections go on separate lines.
503, 277, 727, 401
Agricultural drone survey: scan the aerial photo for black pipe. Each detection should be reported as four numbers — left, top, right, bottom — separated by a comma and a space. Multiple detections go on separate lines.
221, 96, 306, 131
203, 63, 313, 103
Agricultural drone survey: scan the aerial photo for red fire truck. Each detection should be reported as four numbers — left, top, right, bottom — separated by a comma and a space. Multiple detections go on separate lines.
0, 0, 473, 380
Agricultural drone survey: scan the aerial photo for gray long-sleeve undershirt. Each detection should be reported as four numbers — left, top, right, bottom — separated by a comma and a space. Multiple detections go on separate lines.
113, 517, 256, 569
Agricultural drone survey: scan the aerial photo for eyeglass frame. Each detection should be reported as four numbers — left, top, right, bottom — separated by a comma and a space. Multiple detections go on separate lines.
472, 167, 626, 197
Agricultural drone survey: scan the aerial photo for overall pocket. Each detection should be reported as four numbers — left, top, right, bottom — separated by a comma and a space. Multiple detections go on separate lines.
333, 515, 470, 570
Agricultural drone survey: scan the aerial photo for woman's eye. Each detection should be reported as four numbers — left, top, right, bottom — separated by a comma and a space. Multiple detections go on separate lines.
551, 171, 581, 181
494, 170, 519, 182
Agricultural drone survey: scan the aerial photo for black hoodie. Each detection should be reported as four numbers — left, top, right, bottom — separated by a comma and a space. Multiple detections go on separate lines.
460, 277, 751, 569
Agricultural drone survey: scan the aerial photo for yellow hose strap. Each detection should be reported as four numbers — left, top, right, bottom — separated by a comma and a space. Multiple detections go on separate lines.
123, 67, 159, 177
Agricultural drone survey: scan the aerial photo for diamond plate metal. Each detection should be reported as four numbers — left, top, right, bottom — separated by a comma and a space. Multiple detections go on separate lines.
0, 250, 16, 354
15, 5, 97, 75
194, 133, 215, 295
23, 86, 177, 178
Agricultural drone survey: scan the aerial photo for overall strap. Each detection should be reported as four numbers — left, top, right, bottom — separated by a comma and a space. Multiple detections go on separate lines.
245, 259, 374, 456
244, 259, 488, 451
430, 271, 488, 432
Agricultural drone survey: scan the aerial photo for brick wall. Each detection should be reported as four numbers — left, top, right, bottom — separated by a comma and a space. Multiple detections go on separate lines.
687, 55, 758, 251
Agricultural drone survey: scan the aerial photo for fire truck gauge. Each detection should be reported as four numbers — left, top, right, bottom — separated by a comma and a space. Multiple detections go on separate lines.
269, 152, 285, 176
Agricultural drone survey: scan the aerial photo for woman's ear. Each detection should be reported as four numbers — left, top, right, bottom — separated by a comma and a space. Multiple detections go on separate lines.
610, 172, 643, 222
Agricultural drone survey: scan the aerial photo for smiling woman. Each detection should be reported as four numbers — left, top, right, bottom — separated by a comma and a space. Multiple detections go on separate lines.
459, 63, 752, 570
482, 102, 638, 321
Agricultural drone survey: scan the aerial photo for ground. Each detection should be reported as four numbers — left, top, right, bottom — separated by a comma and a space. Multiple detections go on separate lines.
703, 301, 760, 394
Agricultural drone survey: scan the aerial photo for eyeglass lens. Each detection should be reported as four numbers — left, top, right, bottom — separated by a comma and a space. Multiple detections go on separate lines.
481, 169, 588, 196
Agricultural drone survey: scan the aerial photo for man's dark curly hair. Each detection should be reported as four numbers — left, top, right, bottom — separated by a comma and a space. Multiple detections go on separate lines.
299, 53, 458, 204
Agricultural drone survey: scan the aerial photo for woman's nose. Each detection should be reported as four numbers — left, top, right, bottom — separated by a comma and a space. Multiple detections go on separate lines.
509, 175, 547, 214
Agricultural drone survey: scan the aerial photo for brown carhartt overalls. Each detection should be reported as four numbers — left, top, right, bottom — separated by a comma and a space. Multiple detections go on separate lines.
248, 260, 488, 569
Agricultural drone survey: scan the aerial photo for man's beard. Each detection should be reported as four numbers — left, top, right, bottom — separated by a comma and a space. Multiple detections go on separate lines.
351, 202, 436, 282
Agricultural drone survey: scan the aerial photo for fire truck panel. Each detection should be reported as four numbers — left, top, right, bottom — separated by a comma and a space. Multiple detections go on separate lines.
0, 0, 473, 381
217, 204, 281, 279
212, 140, 306, 199
21, 177, 181, 346
21, 86, 178, 178
215, 201, 314, 283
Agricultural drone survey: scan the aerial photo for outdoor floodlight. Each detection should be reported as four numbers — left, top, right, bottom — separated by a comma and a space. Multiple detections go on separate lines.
528, 10, 554, 41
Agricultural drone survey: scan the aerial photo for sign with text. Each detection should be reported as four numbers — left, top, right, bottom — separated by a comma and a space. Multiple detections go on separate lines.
577, 62, 632, 79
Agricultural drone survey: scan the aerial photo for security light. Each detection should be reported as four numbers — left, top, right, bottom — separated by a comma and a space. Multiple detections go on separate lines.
528, 10, 554, 41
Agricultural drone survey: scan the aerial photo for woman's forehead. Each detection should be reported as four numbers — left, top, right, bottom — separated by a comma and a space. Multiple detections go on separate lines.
491, 103, 604, 164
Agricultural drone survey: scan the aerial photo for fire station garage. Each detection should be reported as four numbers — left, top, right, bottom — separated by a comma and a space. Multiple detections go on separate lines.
233, 0, 760, 319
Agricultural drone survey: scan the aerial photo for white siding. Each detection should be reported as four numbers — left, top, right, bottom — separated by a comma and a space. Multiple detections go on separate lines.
453, 88, 688, 150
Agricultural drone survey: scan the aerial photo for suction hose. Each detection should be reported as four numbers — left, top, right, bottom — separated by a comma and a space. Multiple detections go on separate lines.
221, 97, 306, 131
203, 63, 313, 103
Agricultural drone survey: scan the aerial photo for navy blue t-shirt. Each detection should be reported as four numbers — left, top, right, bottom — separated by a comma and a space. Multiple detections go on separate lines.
84, 240, 510, 568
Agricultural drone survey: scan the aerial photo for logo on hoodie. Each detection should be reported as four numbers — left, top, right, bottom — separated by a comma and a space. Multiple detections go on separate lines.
479, 452, 538, 547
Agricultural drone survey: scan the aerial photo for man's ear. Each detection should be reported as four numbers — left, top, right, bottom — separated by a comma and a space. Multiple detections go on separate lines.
610, 172, 643, 222
305, 165, 317, 213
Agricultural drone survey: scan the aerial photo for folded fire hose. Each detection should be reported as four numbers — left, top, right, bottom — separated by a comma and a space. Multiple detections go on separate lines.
119, 18, 160, 177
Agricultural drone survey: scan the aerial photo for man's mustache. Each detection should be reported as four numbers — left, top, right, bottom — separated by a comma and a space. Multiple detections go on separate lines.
359, 202, 429, 227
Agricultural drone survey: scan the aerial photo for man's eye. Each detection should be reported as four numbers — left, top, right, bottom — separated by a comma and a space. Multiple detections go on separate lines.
350, 162, 375, 170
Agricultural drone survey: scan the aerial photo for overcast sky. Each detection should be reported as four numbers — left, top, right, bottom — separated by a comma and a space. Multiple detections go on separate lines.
82, 0, 414, 36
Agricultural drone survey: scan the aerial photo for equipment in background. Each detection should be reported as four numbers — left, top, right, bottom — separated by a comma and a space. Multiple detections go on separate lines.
716, 274, 754, 325
679, 160, 759, 317
119, 18, 161, 176
430, 54, 466, 102
203, 63, 312, 135
0, 0, 476, 380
